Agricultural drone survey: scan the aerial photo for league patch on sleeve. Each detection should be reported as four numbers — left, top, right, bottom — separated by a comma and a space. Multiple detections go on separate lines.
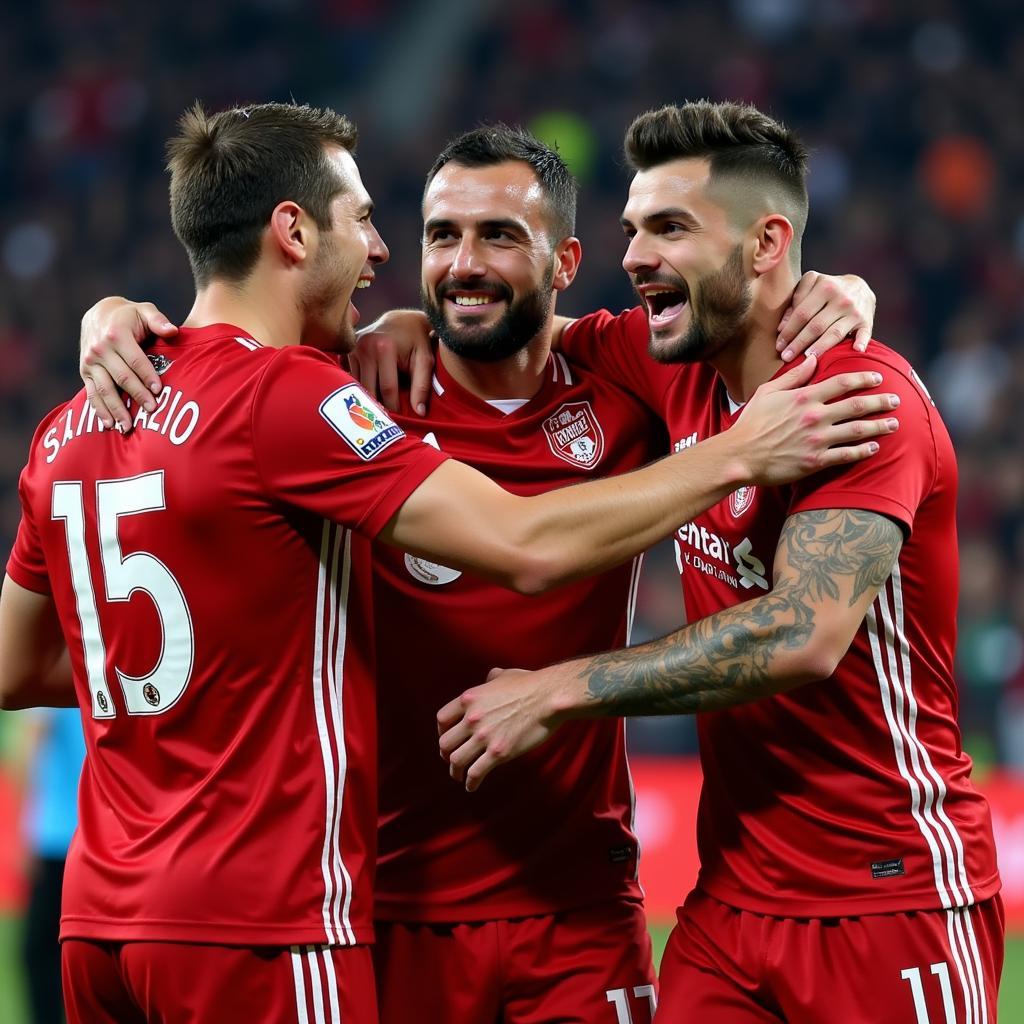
319, 384, 405, 461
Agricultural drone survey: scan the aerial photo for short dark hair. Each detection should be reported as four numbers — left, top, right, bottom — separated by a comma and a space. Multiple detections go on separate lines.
625, 100, 808, 248
167, 101, 359, 287
424, 124, 578, 240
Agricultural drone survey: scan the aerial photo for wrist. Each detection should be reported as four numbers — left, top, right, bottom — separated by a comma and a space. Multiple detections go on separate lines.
545, 664, 590, 724
705, 430, 755, 492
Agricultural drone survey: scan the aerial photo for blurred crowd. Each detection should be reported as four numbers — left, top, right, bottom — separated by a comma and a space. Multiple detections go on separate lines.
1, 0, 1022, 765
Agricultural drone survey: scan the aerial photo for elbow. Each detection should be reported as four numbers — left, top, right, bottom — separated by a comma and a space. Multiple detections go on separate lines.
787, 634, 849, 686
504, 548, 575, 596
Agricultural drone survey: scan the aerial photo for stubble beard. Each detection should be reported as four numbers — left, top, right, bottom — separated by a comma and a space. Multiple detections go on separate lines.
422, 262, 556, 364
648, 245, 753, 365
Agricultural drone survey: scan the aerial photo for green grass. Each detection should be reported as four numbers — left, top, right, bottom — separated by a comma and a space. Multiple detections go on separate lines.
0, 916, 1017, 1021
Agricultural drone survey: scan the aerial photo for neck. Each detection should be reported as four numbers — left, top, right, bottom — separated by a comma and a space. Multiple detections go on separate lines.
438, 316, 556, 402
183, 271, 302, 349
710, 274, 796, 404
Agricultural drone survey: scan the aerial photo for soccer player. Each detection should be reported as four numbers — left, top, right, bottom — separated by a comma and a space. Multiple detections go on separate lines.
437, 101, 1004, 1023
74, 121, 890, 1023
1, 102, 895, 1024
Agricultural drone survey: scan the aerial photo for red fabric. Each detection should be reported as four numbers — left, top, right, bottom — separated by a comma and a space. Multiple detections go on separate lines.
658, 889, 1004, 1023
62, 939, 377, 1024
563, 310, 1000, 918
9, 325, 446, 946
374, 350, 663, 922
374, 900, 655, 1024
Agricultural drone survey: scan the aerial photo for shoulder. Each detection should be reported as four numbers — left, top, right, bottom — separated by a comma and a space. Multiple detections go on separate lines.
564, 306, 648, 345
814, 341, 935, 409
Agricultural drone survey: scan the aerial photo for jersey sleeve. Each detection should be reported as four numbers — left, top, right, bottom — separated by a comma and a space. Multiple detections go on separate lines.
787, 352, 939, 534
250, 347, 449, 538
5, 409, 65, 594
561, 307, 679, 414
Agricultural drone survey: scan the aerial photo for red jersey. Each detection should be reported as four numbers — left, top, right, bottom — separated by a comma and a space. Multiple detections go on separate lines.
374, 349, 665, 921
563, 308, 1000, 917
7, 324, 447, 946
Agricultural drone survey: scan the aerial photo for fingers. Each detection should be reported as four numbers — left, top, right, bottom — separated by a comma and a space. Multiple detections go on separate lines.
821, 392, 900, 426
409, 343, 435, 417
137, 302, 178, 339
376, 339, 400, 412
802, 370, 883, 404
852, 326, 871, 353
761, 352, 817, 392
83, 363, 133, 433
436, 697, 464, 737
816, 439, 890, 468
780, 310, 848, 362
824, 415, 899, 447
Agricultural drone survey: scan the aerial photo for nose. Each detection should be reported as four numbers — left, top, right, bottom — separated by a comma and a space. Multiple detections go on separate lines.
622, 233, 657, 276
450, 236, 485, 279
368, 223, 389, 266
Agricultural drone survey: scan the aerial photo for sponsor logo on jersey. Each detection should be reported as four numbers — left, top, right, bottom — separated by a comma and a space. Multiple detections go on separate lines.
729, 485, 756, 518
403, 554, 462, 586
674, 431, 699, 452
676, 523, 769, 591
148, 354, 173, 374
542, 401, 605, 470
320, 384, 405, 461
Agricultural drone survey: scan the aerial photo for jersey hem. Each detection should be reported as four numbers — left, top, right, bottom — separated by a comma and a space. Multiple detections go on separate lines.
696, 872, 1002, 919
372, 885, 644, 924
787, 490, 915, 535
58, 917, 375, 946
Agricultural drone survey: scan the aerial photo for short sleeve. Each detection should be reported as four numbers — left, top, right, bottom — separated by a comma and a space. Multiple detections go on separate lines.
787, 352, 939, 534
6, 418, 56, 595
561, 307, 679, 414
250, 348, 449, 538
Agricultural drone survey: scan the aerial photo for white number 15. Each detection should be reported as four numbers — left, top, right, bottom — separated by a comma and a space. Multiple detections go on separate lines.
52, 471, 194, 718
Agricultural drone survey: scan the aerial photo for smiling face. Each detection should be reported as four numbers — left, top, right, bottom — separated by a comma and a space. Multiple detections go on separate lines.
301, 146, 389, 353
620, 157, 753, 364
420, 160, 562, 363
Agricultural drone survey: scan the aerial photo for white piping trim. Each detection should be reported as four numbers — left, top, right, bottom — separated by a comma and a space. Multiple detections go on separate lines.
555, 353, 573, 386
290, 946, 310, 1024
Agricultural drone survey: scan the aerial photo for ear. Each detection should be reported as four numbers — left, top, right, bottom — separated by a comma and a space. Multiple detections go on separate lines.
750, 215, 793, 275
267, 201, 312, 266
551, 237, 582, 292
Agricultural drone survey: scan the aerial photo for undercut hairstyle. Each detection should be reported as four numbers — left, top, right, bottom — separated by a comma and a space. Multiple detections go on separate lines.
626, 100, 809, 267
167, 101, 358, 287
424, 124, 578, 241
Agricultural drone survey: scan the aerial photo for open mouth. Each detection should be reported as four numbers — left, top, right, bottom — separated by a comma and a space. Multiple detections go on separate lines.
643, 286, 689, 326
349, 277, 373, 325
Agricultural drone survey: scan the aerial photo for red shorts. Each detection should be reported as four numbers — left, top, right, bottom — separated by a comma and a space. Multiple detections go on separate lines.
658, 889, 1004, 1023
374, 900, 656, 1024
62, 939, 377, 1024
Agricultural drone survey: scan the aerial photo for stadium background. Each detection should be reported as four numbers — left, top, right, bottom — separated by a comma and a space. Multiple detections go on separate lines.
1, 0, 1022, 1018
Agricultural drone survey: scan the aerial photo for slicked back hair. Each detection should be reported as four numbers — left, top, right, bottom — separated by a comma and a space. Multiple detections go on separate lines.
424, 124, 578, 242
167, 101, 358, 287
626, 101, 809, 262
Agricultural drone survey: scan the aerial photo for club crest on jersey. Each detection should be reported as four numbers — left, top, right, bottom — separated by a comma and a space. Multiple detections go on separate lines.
320, 383, 405, 461
148, 354, 173, 375
542, 401, 605, 471
729, 486, 756, 518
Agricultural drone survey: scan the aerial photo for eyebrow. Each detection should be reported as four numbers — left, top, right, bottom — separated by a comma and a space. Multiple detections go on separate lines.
424, 217, 529, 235
619, 207, 701, 230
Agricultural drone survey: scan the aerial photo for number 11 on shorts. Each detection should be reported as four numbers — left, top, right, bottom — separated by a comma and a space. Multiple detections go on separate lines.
606, 985, 657, 1024
901, 963, 956, 1024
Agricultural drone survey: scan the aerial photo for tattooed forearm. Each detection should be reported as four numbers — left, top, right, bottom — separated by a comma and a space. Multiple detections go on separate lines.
583, 509, 903, 716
